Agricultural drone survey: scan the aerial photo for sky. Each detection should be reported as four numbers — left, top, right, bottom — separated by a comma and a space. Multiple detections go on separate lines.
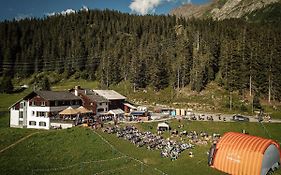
0, 0, 210, 21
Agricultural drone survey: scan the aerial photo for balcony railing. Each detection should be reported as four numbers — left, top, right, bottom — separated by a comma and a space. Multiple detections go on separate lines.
50, 119, 75, 124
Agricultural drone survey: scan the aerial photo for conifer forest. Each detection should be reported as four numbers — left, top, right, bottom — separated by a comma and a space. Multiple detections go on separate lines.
0, 10, 281, 100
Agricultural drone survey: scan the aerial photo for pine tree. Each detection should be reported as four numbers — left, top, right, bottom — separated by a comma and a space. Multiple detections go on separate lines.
0, 74, 14, 93
33, 74, 51, 91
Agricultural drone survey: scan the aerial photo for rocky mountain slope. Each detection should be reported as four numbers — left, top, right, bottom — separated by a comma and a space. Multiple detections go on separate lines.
170, 0, 281, 21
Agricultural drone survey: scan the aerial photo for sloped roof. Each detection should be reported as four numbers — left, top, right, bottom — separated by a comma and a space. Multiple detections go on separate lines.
157, 122, 170, 128
59, 106, 79, 115
108, 109, 125, 115
86, 94, 109, 103
131, 111, 146, 115
76, 106, 93, 114
92, 90, 126, 100
35, 91, 81, 101
124, 103, 137, 109
9, 91, 81, 109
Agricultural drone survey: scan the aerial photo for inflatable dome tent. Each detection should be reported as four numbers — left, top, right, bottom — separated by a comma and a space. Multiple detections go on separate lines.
208, 132, 281, 175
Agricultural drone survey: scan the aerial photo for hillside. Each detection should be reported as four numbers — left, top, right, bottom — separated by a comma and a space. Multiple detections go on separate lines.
1, 9, 281, 102
0, 89, 281, 174
170, 0, 281, 21
243, 1, 281, 23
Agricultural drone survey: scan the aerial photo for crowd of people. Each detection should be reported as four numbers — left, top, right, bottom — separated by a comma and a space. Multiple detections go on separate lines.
102, 125, 221, 161
103, 125, 194, 160
189, 114, 226, 121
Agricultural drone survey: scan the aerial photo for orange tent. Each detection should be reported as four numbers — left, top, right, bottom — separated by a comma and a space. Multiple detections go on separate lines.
209, 132, 281, 175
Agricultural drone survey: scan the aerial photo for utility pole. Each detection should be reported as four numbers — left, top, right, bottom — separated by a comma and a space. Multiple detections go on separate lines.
268, 50, 273, 103
133, 83, 136, 93
177, 67, 180, 90
252, 95, 254, 115
268, 75, 271, 103
229, 93, 232, 111
196, 31, 200, 51
106, 57, 109, 87
249, 51, 253, 97
249, 75, 252, 97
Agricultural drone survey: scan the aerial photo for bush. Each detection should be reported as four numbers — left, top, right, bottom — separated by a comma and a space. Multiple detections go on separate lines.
253, 95, 262, 110
239, 103, 248, 112
0, 75, 14, 93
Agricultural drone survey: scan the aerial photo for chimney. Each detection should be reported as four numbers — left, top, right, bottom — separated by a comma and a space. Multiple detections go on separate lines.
74, 86, 80, 96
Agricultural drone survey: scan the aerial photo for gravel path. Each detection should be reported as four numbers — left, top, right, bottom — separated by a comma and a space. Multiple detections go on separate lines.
0, 132, 40, 154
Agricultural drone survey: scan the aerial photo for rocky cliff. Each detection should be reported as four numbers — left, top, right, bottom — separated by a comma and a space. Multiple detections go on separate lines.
170, 0, 280, 21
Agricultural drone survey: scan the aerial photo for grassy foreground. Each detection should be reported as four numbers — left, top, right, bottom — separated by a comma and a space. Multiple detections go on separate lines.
0, 127, 127, 175
0, 82, 281, 174
98, 120, 281, 175
1, 113, 281, 174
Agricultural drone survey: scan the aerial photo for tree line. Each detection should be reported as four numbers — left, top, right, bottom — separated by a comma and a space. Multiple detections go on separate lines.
0, 9, 280, 101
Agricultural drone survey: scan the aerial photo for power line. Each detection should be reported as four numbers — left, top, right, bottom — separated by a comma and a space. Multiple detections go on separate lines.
0, 36, 180, 74
0, 24, 211, 76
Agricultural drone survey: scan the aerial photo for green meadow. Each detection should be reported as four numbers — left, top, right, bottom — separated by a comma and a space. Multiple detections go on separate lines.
0, 85, 281, 174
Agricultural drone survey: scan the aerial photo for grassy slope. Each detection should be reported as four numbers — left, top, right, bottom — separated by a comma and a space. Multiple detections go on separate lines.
0, 89, 38, 151
51, 79, 99, 91
99, 120, 281, 175
0, 81, 281, 174
0, 88, 166, 175
98, 129, 224, 175
9, 79, 281, 119
0, 127, 128, 175
0, 89, 32, 111
1, 117, 281, 174
110, 80, 281, 119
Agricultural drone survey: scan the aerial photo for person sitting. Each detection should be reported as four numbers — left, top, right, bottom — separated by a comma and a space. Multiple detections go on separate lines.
189, 152, 194, 158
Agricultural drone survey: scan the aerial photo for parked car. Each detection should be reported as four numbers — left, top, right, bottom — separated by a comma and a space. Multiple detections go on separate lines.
232, 114, 249, 122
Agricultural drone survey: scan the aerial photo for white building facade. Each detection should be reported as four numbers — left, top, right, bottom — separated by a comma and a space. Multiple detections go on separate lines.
10, 91, 81, 130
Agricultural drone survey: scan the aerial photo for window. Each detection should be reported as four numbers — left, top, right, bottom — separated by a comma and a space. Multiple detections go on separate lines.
55, 101, 58, 106
105, 108, 108, 111
39, 122, 46, 127
99, 103, 102, 106
32, 111, 35, 116
29, 121, 36, 126
97, 108, 104, 112
19, 121, 23, 126
19, 111, 23, 118
41, 101, 46, 106
105, 102, 108, 105
30, 101, 35, 106
20, 103, 23, 109
36, 112, 45, 117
